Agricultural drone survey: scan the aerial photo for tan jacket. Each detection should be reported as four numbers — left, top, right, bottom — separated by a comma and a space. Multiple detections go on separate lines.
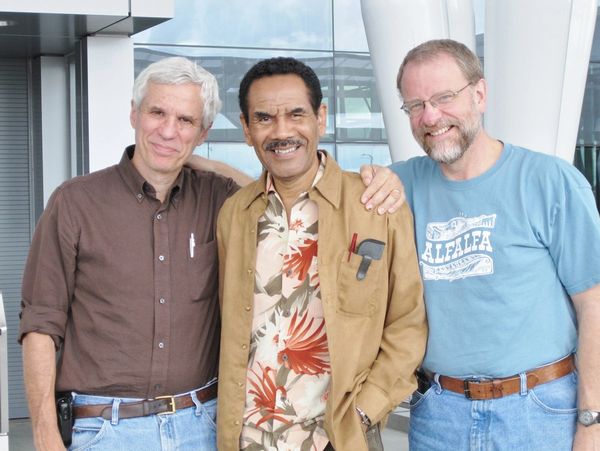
216, 155, 427, 450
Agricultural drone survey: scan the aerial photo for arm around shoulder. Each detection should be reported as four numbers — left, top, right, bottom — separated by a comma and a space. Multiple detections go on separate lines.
186, 154, 253, 186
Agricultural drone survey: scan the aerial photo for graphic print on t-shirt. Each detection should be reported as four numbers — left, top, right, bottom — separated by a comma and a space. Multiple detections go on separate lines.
420, 214, 496, 281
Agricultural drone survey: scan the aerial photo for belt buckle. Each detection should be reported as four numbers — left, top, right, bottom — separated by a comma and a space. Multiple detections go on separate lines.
155, 395, 176, 415
463, 377, 482, 400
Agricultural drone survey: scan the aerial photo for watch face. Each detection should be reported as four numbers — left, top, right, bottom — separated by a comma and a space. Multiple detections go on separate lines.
579, 410, 599, 426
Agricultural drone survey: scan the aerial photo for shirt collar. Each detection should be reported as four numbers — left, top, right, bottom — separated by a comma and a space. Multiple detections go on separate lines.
239, 149, 343, 210
117, 145, 184, 206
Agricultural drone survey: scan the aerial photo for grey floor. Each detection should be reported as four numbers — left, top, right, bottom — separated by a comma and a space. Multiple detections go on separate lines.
7, 418, 408, 450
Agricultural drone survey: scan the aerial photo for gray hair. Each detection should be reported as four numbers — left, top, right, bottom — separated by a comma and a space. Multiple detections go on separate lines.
396, 39, 483, 96
132, 56, 222, 130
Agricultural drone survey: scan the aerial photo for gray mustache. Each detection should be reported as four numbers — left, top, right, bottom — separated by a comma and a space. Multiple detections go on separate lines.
265, 139, 305, 152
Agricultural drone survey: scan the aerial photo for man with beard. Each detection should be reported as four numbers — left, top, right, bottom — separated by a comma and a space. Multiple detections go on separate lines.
390, 39, 600, 450
216, 57, 427, 451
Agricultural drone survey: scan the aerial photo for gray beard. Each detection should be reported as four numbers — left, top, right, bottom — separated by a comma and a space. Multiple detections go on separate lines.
419, 117, 480, 165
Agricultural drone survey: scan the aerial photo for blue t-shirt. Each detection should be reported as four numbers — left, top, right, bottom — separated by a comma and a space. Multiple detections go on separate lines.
390, 143, 600, 377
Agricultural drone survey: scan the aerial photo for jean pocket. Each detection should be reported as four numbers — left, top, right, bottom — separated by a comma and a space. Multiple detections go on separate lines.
70, 417, 109, 451
409, 387, 433, 410
197, 397, 217, 432
529, 373, 577, 414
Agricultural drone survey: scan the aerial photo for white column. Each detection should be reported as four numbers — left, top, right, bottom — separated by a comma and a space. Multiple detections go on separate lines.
85, 36, 135, 171
484, 0, 597, 161
361, 0, 475, 162
40, 56, 70, 205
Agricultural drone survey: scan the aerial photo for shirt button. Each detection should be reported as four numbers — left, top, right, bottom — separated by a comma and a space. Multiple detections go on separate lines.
158, 342, 164, 349
156, 213, 162, 220
241, 344, 247, 350
234, 420, 240, 426
237, 382, 243, 387
136, 193, 143, 199
245, 306, 251, 312
247, 269, 252, 274
159, 255, 165, 261
159, 298, 166, 304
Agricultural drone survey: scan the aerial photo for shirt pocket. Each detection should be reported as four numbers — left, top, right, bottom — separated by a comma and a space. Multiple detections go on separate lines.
186, 239, 218, 302
336, 251, 383, 316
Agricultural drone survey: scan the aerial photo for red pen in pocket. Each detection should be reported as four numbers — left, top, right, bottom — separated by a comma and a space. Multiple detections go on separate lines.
347, 232, 358, 262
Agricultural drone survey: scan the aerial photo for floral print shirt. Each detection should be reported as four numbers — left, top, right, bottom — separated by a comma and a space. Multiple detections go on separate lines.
240, 159, 331, 451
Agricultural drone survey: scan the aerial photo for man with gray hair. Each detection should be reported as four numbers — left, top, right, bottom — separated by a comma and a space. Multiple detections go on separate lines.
19, 56, 406, 450
19, 56, 240, 451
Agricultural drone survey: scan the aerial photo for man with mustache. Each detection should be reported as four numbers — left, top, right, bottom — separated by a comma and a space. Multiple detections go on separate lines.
390, 39, 600, 450
216, 57, 428, 450
18, 56, 406, 451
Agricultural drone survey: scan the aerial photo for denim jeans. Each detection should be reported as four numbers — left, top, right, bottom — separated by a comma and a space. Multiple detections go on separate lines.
409, 372, 577, 451
68, 389, 217, 451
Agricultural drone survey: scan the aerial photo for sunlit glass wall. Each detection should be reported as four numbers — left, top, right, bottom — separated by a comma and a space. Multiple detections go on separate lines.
133, 0, 390, 177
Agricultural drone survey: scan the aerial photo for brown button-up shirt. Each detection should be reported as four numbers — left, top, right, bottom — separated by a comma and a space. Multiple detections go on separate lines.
19, 146, 238, 398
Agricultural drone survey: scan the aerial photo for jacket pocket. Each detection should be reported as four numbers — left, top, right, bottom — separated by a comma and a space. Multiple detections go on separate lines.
186, 239, 218, 302
336, 252, 383, 316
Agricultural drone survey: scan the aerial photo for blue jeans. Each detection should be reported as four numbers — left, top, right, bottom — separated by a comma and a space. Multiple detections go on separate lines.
409, 372, 577, 451
68, 389, 217, 451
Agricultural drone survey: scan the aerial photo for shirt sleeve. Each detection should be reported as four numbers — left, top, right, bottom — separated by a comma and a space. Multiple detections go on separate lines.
538, 161, 600, 295
19, 185, 78, 348
355, 203, 428, 423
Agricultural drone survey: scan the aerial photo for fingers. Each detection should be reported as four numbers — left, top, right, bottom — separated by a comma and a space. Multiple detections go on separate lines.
360, 165, 385, 208
359, 166, 406, 214
377, 187, 405, 214
359, 163, 376, 187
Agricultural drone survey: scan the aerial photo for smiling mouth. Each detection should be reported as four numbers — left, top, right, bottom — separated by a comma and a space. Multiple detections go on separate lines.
429, 126, 451, 137
273, 145, 300, 155
265, 138, 304, 155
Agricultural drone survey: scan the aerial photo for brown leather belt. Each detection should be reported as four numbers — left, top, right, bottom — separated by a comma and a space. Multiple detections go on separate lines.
73, 383, 218, 420
431, 355, 575, 400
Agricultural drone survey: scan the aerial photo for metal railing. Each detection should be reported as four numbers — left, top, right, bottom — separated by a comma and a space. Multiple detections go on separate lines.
0, 292, 8, 450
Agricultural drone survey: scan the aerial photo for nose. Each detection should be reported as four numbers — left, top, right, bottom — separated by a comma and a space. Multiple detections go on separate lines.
158, 115, 178, 138
272, 115, 293, 139
419, 101, 442, 127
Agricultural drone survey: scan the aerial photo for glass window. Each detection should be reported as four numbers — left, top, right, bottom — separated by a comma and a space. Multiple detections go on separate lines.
578, 62, 600, 146
334, 53, 386, 141
196, 142, 263, 179
135, 46, 335, 143
335, 143, 391, 172
133, 0, 333, 51
333, 0, 369, 52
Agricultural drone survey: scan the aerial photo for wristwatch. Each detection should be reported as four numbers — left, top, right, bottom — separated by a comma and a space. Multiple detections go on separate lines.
355, 406, 372, 427
578, 409, 600, 426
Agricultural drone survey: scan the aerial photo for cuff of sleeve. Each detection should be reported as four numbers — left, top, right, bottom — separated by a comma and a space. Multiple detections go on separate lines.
18, 306, 67, 349
356, 381, 392, 425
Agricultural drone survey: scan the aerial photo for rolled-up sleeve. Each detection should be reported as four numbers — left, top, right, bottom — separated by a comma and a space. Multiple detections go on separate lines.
19, 186, 78, 348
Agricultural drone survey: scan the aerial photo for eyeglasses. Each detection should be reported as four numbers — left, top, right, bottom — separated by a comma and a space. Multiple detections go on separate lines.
401, 83, 472, 117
